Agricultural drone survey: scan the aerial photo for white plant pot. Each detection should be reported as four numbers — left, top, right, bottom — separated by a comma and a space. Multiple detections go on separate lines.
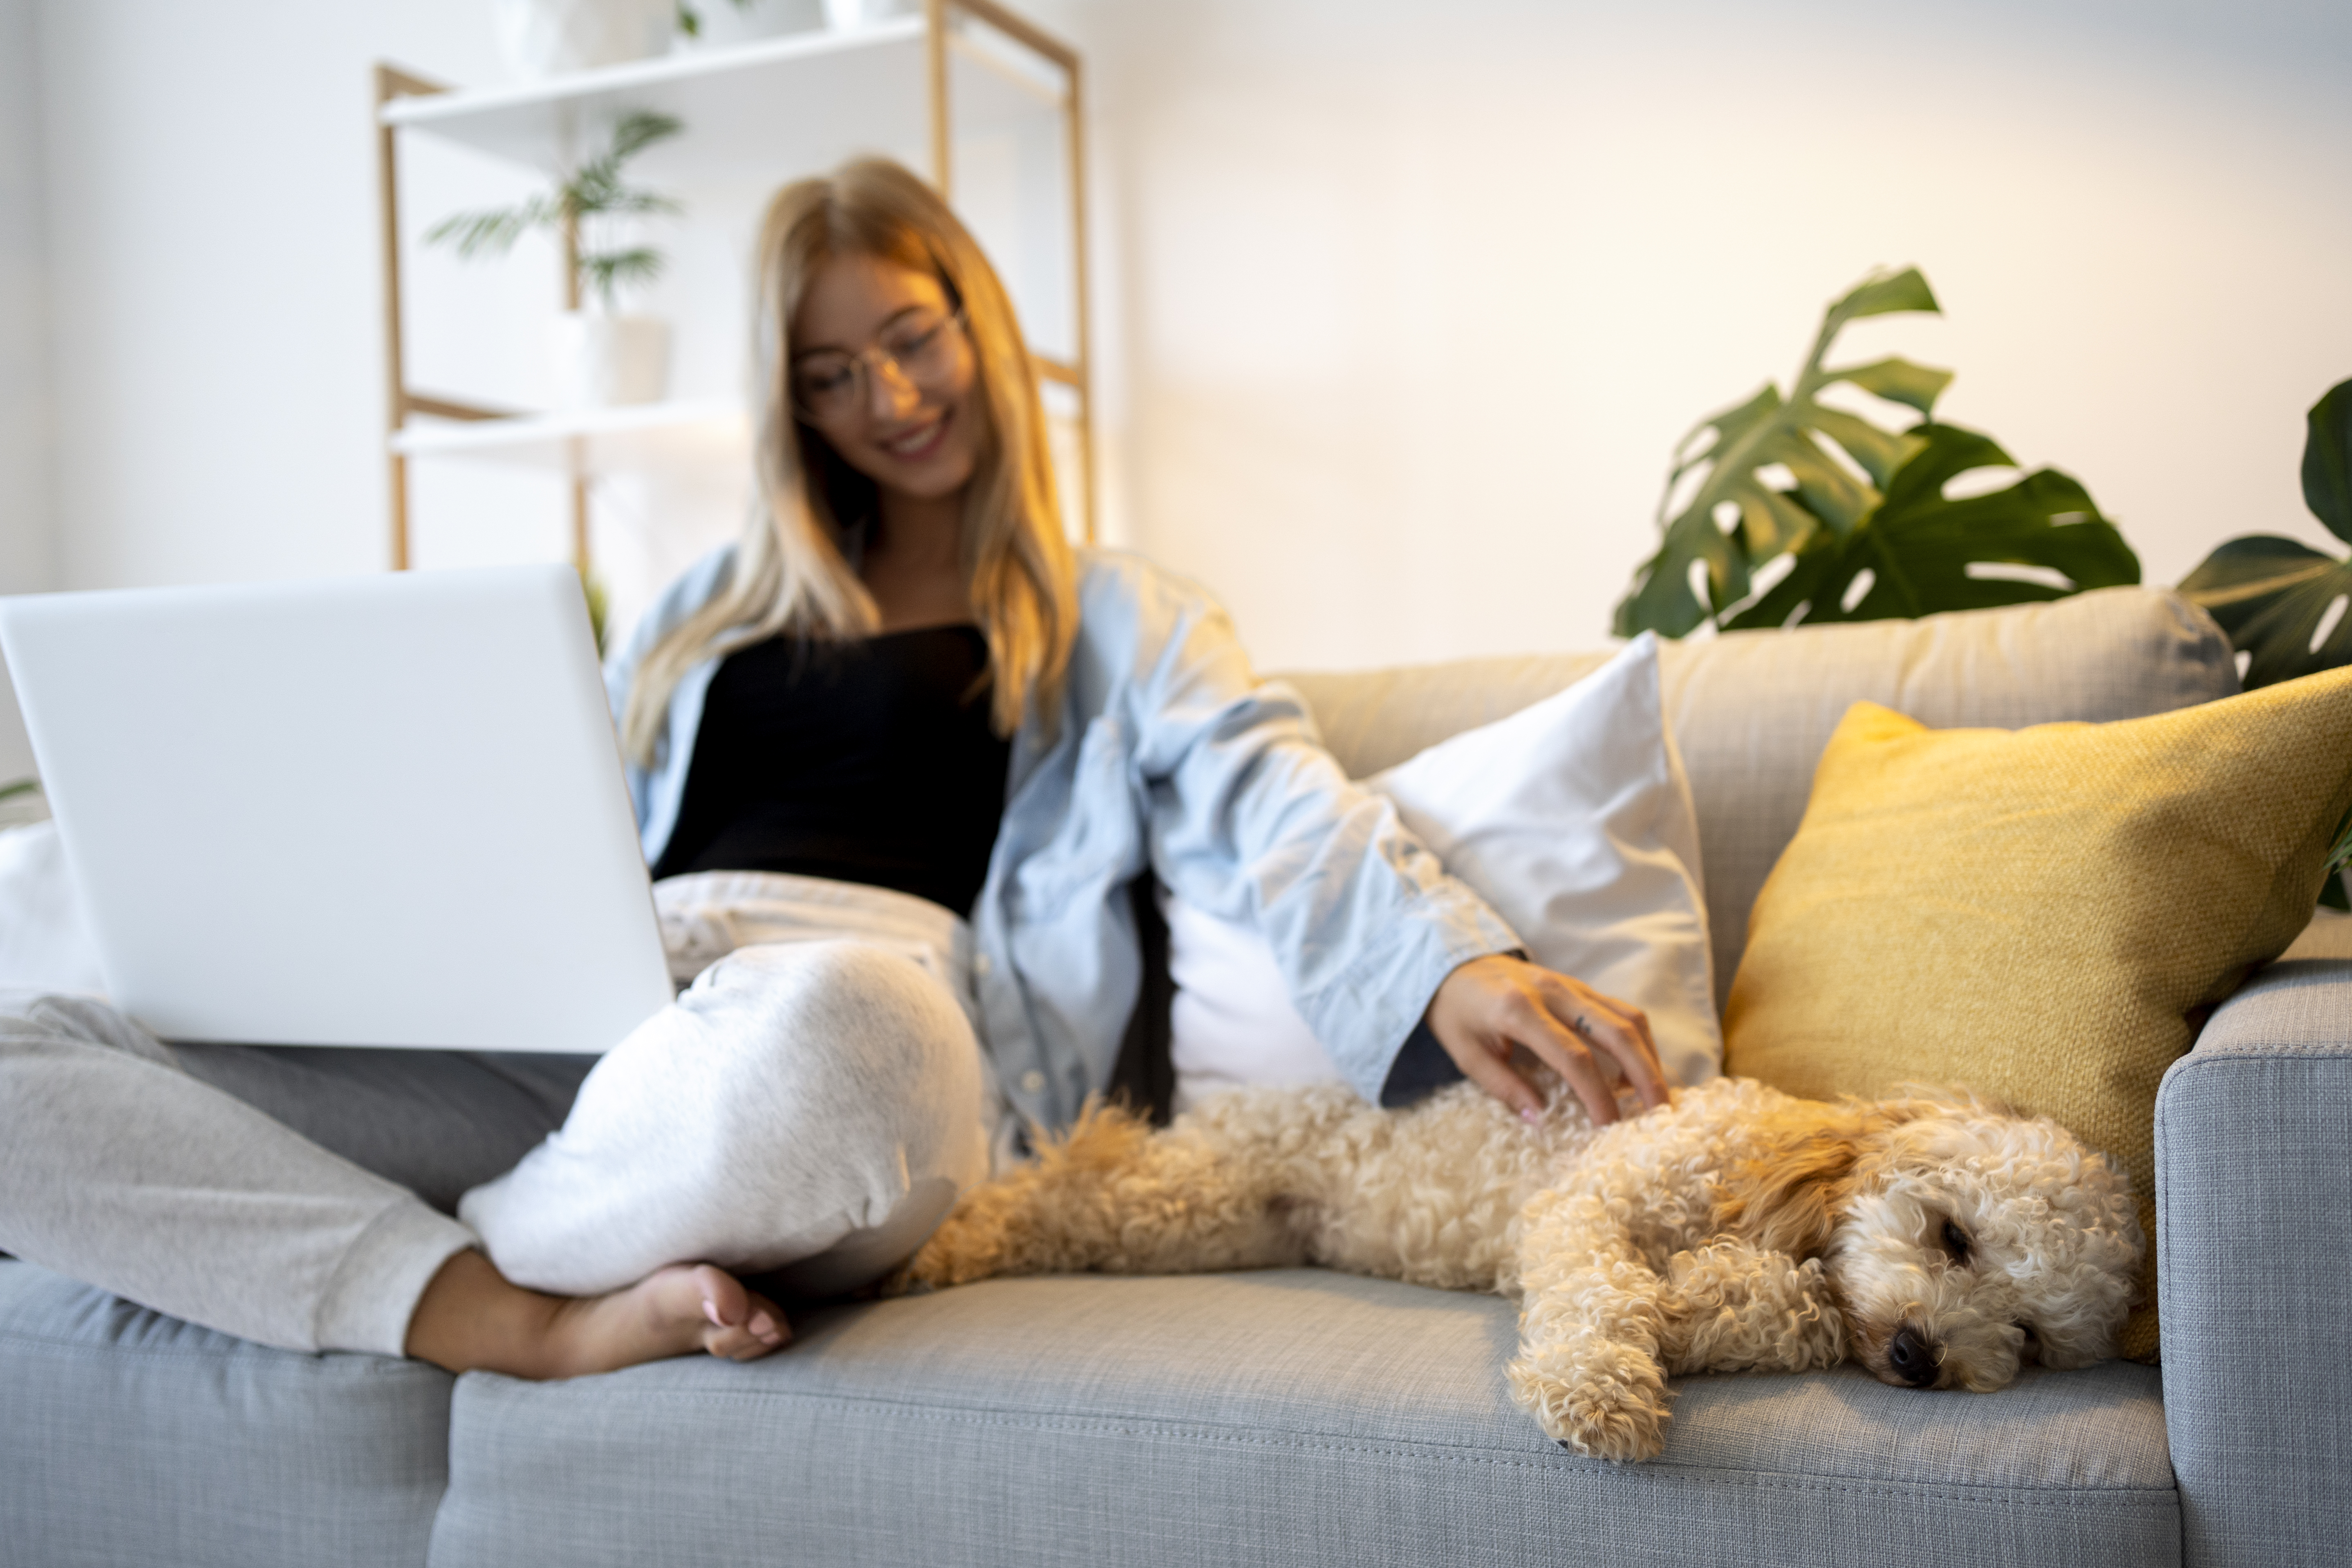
684, 0, 825, 47
549, 314, 672, 408
494, 0, 674, 79
822, 0, 913, 32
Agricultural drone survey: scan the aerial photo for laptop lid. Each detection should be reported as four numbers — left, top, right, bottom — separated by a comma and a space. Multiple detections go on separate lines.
0, 564, 673, 1053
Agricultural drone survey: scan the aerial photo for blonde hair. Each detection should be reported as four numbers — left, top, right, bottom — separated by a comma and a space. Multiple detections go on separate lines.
620, 157, 1077, 763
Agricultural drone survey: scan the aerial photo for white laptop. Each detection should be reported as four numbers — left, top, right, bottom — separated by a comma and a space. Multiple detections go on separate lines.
0, 565, 675, 1053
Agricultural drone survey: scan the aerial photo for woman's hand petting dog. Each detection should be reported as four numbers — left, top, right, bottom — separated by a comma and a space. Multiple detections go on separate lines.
893, 1075, 2144, 1464
1425, 954, 1667, 1125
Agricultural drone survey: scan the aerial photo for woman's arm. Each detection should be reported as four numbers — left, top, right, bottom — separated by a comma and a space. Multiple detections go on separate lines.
1425, 953, 1664, 1124
600, 546, 739, 861
1098, 555, 1663, 1123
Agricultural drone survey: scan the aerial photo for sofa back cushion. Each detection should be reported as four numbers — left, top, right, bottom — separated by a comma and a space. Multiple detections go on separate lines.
1277, 587, 2239, 1008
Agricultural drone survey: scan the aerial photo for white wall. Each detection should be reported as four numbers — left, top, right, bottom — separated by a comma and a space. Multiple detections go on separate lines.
13, 0, 2352, 681
0, 0, 54, 782
34, 3, 508, 591
1040, 0, 2352, 671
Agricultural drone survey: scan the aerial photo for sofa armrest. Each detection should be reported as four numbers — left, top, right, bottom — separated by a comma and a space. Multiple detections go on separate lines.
2157, 959, 2352, 1568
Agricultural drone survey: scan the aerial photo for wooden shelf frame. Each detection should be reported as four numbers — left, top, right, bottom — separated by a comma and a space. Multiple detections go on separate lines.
374, 0, 1095, 577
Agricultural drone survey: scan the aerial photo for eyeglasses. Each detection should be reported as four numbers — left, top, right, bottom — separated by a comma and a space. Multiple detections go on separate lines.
789, 309, 970, 424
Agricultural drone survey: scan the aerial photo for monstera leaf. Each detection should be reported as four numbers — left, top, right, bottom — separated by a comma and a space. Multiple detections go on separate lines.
2180, 379, 2352, 690
1722, 424, 2139, 631
1615, 268, 1955, 637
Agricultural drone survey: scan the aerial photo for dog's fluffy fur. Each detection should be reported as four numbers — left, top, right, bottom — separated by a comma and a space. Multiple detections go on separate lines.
896, 1075, 2144, 1461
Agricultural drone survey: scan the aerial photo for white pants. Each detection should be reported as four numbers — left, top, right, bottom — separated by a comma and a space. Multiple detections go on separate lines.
0, 870, 993, 1357
464, 871, 996, 1299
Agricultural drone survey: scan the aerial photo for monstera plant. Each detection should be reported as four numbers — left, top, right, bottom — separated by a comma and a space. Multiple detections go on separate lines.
1615, 268, 2140, 638
2179, 379, 2352, 689
2180, 378, 2352, 909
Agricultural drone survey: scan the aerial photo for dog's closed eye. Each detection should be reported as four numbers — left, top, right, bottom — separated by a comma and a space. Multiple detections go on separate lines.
1939, 1217, 1972, 1265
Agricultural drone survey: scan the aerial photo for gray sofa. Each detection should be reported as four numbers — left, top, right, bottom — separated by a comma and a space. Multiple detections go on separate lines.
4, 585, 2345, 1568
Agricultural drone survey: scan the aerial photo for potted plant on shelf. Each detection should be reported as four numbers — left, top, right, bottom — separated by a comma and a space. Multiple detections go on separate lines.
676, 0, 824, 46
494, 0, 676, 79
425, 110, 685, 409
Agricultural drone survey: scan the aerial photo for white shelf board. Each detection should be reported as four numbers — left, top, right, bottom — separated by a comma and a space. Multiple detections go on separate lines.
392, 399, 752, 475
381, 21, 1064, 181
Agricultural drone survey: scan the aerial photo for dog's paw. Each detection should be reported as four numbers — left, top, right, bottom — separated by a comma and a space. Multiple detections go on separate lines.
1660, 1245, 1847, 1375
1508, 1353, 1670, 1463
1551, 1380, 1669, 1463
881, 1232, 974, 1295
871, 1263, 932, 1298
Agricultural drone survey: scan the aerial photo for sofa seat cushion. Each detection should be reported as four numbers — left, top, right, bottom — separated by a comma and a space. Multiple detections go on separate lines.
0, 1260, 452, 1568
430, 1270, 2177, 1568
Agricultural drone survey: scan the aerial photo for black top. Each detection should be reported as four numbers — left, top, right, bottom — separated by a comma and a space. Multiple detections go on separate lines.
652, 625, 1012, 915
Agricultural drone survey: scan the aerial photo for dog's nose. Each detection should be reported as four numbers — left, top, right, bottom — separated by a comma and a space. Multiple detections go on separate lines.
1888, 1324, 1939, 1388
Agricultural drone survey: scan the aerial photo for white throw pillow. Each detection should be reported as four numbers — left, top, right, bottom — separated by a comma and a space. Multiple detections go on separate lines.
0, 820, 108, 999
1167, 632, 1718, 1111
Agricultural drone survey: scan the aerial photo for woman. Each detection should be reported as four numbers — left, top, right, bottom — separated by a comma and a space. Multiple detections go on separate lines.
0, 160, 1662, 1378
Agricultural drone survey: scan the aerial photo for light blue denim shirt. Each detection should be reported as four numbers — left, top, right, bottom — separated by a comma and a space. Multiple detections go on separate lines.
607, 544, 1520, 1131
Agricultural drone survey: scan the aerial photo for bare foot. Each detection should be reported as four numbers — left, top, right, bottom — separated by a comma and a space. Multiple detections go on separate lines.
406, 1250, 790, 1379
544, 1262, 790, 1376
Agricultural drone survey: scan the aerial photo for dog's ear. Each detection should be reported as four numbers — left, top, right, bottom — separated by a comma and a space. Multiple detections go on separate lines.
1877, 1086, 2011, 1122
1709, 1104, 1870, 1259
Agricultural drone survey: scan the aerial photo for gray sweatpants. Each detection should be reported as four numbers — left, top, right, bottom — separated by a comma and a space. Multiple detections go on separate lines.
0, 872, 995, 1358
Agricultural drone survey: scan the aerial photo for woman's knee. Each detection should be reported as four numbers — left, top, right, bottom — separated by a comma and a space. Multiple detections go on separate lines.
0, 990, 177, 1068
693, 939, 969, 1066
683, 940, 988, 1185
472, 939, 991, 1290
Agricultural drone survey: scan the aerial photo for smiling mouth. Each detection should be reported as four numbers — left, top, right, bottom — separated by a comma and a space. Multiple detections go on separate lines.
880, 410, 951, 461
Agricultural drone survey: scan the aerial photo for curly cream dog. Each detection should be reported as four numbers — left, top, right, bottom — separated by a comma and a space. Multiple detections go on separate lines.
897, 1074, 2144, 1462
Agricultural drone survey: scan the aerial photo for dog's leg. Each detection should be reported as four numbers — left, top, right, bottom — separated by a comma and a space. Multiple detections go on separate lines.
1505, 1188, 1676, 1463
894, 1102, 1306, 1291
1656, 1239, 1846, 1376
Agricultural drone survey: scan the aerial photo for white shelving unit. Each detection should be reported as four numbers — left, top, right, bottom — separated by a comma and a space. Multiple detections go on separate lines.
387, 398, 750, 475
374, 0, 1091, 574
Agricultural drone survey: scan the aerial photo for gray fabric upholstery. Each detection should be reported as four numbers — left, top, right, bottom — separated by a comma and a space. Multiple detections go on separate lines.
430, 1270, 2176, 1568
1283, 586, 2239, 1001
0, 588, 2286, 1566
0, 1260, 451, 1568
2159, 959, 2352, 1568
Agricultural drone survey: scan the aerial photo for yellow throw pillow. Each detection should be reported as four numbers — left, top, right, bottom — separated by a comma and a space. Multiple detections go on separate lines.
1723, 666, 2352, 1359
